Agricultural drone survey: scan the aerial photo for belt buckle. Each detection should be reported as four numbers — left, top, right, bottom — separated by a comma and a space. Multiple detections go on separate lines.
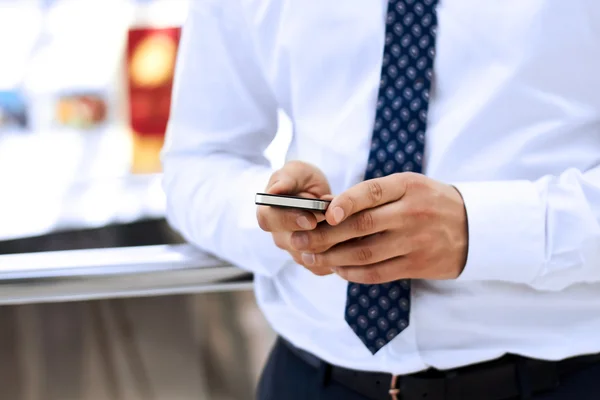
389, 374, 401, 400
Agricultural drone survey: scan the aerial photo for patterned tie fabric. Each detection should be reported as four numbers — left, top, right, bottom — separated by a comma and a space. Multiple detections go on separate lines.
345, 0, 439, 355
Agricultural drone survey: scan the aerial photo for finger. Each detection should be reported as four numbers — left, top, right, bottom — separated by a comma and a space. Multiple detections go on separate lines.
290, 202, 398, 252
267, 176, 299, 195
290, 252, 333, 276
306, 266, 335, 276
296, 191, 318, 199
267, 161, 331, 196
299, 232, 402, 269
325, 173, 411, 226
266, 165, 304, 194
312, 212, 327, 223
257, 206, 320, 232
333, 256, 414, 284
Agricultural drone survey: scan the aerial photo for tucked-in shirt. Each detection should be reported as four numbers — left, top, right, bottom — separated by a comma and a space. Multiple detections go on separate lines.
162, 0, 600, 375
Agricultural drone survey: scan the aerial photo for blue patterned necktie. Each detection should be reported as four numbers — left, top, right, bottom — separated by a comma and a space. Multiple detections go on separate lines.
345, 0, 439, 355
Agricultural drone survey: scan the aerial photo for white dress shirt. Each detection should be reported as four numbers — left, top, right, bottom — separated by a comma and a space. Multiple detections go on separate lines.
162, 0, 600, 375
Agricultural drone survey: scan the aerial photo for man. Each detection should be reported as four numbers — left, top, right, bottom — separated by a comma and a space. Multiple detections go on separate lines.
162, 0, 600, 399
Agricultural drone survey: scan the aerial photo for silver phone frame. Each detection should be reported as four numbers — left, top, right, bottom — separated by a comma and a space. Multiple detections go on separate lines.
255, 194, 330, 212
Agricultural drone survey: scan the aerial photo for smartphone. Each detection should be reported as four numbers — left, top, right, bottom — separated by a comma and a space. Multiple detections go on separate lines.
255, 193, 330, 212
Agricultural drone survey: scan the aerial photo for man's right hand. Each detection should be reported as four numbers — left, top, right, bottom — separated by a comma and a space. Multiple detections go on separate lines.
257, 161, 333, 276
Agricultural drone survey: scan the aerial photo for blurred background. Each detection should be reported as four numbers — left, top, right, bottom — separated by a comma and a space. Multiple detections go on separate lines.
0, 0, 292, 398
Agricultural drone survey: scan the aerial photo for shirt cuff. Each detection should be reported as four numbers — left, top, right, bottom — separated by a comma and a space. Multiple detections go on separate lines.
452, 180, 546, 284
234, 164, 295, 277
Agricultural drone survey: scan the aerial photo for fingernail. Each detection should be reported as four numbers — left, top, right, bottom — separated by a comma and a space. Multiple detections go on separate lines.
291, 232, 309, 249
296, 216, 312, 230
301, 253, 315, 265
333, 207, 345, 224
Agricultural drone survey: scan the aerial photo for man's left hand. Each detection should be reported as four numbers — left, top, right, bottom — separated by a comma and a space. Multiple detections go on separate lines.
290, 172, 469, 283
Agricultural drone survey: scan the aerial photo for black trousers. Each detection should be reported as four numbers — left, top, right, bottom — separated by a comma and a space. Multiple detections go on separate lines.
256, 338, 600, 400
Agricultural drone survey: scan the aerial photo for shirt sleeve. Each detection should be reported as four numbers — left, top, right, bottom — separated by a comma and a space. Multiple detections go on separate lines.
161, 0, 292, 277
453, 166, 600, 291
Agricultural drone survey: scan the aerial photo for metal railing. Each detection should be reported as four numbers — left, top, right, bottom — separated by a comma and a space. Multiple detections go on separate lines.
0, 245, 252, 305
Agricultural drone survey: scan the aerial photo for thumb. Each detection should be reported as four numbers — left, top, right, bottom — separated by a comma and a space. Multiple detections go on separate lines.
266, 162, 310, 194
266, 161, 331, 197
266, 176, 298, 195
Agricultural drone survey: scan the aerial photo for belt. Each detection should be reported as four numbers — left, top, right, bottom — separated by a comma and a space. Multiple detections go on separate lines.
281, 338, 600, 400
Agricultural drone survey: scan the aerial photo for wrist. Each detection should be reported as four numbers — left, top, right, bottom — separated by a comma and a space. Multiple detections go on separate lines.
451, 180, 545, 283
448, 184, 469, 277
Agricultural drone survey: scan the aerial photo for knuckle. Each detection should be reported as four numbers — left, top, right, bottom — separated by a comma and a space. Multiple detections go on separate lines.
367, 180, 384, 204
269, 169, 283, 182
402, 171, 421, 183
347, 195, 358, 213
314, 228, 329, 249
352, 211, 376, 233
339, 194, 358, 217
286, 159, 305, 169
355, 246, 374, 263
404, 172, 428, 192
409, 203, 435, 220
267, 169, 286, 188
364, 268, 382, 284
